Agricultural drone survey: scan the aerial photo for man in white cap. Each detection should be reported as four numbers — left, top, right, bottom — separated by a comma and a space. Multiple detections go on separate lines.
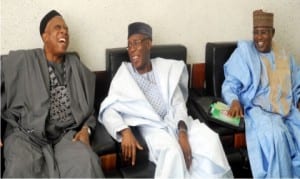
99, 22, 232, 178
222, 9, 300, 178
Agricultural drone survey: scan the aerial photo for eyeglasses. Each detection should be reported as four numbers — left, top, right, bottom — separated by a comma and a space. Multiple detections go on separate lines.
127, 38, 149, 50
253, 28, 273, 36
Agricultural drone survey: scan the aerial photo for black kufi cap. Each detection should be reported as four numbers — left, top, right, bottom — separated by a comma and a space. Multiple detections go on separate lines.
39, 10, 61, 36
128, 22, 152, 39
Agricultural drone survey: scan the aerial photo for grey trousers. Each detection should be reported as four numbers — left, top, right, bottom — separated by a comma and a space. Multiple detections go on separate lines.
3, 129, 104, 178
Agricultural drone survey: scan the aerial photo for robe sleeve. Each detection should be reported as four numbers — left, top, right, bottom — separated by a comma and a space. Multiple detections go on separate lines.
1, 61, 6, 113
84, 112, 97, 131
171, 86, 190, 130
222, 48, 250, 105
99, 107, 128, 142
1, 61, 7, 138
290, 55, 300, 107
71, 57, 97, 131
168, 63, 190, 130
1, 52, 25, 126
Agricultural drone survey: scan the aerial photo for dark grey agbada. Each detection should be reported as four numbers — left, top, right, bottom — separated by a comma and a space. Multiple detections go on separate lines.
1, 49, 103, 177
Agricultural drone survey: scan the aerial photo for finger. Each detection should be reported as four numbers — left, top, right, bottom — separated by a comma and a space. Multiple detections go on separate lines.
235, 110, 240, 118
187, 151, 192, 169
239, 110, 244, 117
125, 145, 129, 158
136, 142, 144, 150
231, 110, 237, 118
187, 156, 192, 170
227, 109, 233, 117
81, 138, 90, 146
235, 107, 241, 117
72, 133, 79, 142
125, 145, 130, 160
184, 154, 191, 170
122, 144, 127, 160
131, 145, 136, 166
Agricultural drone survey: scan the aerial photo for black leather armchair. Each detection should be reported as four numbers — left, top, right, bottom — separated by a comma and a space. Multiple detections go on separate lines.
191, 42, 240, 133
189, 42, 252, 177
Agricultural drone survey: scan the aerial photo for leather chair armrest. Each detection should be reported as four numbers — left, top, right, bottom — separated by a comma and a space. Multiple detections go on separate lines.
191, 96, 240, 134
117, 126, 155, 178
91, 122, 117, 156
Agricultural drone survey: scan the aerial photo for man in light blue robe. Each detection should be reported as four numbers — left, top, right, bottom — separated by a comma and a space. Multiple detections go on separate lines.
222, 9, 300, 178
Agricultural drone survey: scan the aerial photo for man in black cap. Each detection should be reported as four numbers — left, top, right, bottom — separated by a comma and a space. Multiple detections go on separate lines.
99, 22, 232, 178
1, 10, 104, 177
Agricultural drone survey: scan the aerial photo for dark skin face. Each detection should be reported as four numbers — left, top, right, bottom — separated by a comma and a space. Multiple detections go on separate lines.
42, 16, 69, 63
127, 34, 152, 74
253, 27, 275, 53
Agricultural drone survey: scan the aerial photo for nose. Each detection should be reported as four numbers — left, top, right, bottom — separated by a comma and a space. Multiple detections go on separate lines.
254, 32, 263, 40
257, 34, 263, 40
60, 26, 68, 35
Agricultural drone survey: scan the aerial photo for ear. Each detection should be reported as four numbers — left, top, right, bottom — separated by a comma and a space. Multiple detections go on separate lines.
146, 40, 152, 50
41, 33, 47, 43
272, 28, 275, 37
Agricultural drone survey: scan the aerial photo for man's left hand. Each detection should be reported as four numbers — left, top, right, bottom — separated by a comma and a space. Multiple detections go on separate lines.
73, 126, 90, 146
178, 131, 192, 170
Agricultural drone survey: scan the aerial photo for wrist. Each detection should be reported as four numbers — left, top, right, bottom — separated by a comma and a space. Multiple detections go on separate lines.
178, 128, 187, 133
120, 128, 131, 137
82, 126, 91, 135
176, 128, 187, 136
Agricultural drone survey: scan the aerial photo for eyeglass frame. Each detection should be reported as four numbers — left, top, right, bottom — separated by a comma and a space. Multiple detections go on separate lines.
127, 37, 150, 50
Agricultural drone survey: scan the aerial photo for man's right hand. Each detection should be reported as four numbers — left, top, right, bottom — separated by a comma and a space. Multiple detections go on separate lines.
120, 128, 143, 166
228, 100, 244, 118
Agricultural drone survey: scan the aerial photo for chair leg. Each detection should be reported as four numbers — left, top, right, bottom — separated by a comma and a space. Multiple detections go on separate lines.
234, 133, 246, 148
101, 153, 117, 172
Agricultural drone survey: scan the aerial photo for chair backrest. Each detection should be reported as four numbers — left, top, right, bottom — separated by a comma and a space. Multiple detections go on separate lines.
105, 44, 187, 81
205, 42, 237, 97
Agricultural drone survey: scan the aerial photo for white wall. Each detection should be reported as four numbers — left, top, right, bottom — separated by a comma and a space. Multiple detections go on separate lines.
1, 0, 299, 71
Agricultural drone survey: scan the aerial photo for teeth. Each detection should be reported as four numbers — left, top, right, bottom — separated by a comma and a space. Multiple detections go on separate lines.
59, 38, 66, 43
258, 42, 263, 46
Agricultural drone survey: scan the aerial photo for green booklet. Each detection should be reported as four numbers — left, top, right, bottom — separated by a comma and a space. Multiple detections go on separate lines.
210, 101, 241, 127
